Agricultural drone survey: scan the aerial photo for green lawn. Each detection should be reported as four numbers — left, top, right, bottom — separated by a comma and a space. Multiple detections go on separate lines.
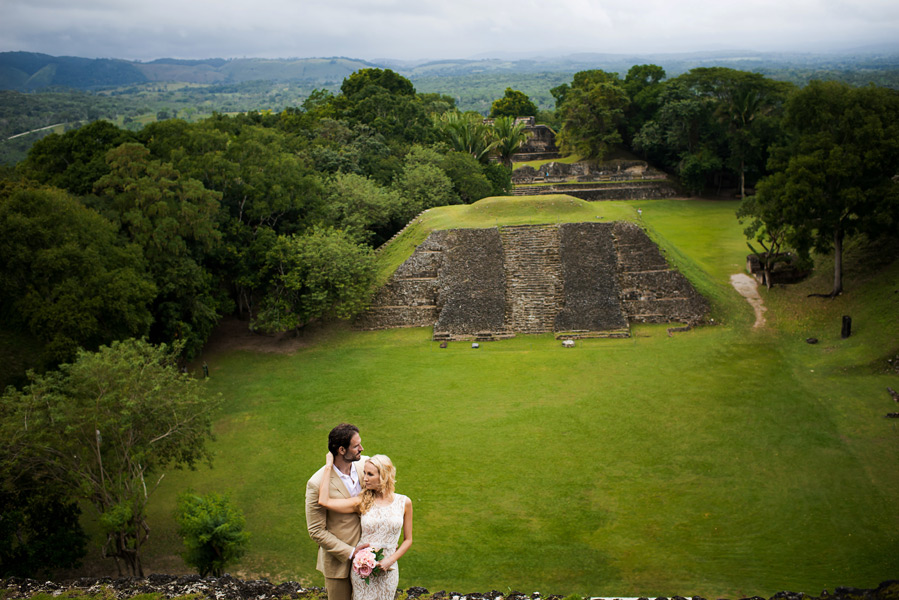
127, 196, 897, 598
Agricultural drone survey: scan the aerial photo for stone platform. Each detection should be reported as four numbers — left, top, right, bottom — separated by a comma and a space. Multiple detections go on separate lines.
355, 222, 707, 341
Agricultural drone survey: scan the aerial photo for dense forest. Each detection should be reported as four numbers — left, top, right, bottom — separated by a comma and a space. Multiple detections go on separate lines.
3, 63, 899, 377
2, 61, 898, 577
4, 48, 899, 164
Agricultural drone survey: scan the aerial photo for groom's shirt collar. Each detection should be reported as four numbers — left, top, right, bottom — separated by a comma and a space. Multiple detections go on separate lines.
336, 462, 362, 497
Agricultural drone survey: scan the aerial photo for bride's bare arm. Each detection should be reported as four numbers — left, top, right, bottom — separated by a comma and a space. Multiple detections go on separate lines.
379, 497, 413, 570
318, 453, 361, 513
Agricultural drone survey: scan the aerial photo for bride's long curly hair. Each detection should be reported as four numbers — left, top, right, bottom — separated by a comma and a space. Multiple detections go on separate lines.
358, 455, 396, 515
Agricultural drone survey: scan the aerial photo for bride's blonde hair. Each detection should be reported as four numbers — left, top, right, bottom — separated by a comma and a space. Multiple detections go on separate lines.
358, 455, 396, 515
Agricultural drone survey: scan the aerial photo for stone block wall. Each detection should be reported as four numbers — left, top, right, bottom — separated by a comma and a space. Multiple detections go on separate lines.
614, 222, 707, 325
520, 124, 557, 154
357, 221, 707, 338
433, 229, 507, 337
499, 225, 563, 334
555, 222, 628, 334
353, 239, 443, 330
512, 160, 667, 184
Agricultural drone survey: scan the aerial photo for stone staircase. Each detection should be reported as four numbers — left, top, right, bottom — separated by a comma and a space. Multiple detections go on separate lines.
500, 225, 563, 334
357, 222, 707, 338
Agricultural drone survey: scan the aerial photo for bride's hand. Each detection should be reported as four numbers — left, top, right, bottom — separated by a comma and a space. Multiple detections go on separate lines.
325, 452, 334, 467
378, 559, 395, 571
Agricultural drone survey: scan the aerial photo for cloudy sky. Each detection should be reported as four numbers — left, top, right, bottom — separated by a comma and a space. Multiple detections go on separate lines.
2, 0, 898, 61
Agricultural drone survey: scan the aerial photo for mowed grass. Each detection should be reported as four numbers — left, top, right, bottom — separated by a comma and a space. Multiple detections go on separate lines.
132, 197, 897, 598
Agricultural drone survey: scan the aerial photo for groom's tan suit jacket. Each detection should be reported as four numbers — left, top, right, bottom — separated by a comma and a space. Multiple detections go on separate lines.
305, 457, 368, 579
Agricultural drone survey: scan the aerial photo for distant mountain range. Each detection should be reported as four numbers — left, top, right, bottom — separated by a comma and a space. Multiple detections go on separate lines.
3, 48, 899, 91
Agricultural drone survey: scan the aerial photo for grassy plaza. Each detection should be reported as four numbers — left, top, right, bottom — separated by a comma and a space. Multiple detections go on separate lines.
129, 197, 898, 597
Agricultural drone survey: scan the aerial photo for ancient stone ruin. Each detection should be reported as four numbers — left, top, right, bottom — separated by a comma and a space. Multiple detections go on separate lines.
511, 160, 678, 201
355, 222, 707, 340
513, 116, 559, 161
512, 160, 667, 185
745, 252, 810, 285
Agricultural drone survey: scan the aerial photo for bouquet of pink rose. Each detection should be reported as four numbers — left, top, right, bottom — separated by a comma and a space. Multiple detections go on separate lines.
352, 547, 385, 584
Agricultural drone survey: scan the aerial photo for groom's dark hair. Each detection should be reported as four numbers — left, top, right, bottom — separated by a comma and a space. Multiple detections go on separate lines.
328, 423, 359, 456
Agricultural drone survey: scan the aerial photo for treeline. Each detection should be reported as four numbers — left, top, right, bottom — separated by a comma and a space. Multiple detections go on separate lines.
0, 68, 522, 380
551, 65, 796, 195
5, 56, 899, 165
4, 64, 899, 378
0, 82, 323, 165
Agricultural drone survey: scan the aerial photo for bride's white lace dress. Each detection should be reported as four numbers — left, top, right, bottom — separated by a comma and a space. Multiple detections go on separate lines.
351, 494, 407, 600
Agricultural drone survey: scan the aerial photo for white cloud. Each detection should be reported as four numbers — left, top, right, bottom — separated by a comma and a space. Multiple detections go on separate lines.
0, 0, 897, 60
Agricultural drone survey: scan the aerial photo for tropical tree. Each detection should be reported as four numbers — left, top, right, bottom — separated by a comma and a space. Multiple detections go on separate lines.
93, 143, 226, 358
736, 176, 798, 289
0, 185, 155, 362
555, 70, 630, 162
673, 68, 791, 196
748, 81, 899, 296
632, 80, 723, 194
439, 150, 495, 203
491, 115, 531, 168
318, 172, 403, 245
254, 228, 376, 333
432, 111, 498, 164
0, 338, 219, 577
622, 64, 667, 144
340, 68, 415, 98
16, 120, 135, 195
490, 88, 538, 118
336, 68, 433, 144
0, 466, 87, 577
393, 161, 459, 221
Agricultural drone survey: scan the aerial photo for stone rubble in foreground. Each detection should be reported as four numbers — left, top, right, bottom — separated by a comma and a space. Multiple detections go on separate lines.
2, 576, 898, 600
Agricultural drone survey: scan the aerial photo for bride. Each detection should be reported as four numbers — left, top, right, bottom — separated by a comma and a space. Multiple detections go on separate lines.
318, 452, 414, 600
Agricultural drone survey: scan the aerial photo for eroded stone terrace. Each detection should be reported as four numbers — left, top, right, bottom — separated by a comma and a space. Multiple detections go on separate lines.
356, 222, 707, 341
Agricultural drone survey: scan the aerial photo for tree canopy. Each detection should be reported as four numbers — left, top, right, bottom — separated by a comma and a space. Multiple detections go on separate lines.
555, 70, 629, 162
0, 338, 220, 576
489, 88, 538, 118
0, 185, 155, 362
743, 81, 899, 296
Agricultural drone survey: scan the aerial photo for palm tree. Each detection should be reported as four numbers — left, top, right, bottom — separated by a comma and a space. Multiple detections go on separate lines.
433, 111, 498, 163
491, 116, 531, 168
718, 86, 768, 199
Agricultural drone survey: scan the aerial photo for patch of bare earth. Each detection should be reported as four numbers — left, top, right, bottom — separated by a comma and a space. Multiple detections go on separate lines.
730, 273, 767, 328
199, 316, 318, 357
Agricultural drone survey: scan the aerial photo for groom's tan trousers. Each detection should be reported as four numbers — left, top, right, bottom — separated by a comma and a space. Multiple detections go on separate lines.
325, 577, 352, 600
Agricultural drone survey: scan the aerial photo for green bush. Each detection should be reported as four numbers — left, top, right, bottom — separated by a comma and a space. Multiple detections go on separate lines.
175, 490, 249, 577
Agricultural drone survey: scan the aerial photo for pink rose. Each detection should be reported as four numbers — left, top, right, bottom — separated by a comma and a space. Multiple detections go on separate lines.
358, 565, 372, 577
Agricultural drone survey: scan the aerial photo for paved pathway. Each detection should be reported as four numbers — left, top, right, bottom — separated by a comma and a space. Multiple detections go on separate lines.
730, 273, 766, 328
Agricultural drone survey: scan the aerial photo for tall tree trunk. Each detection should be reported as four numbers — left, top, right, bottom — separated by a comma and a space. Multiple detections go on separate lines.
832, 228, 844, 296
740, 160, 746, 199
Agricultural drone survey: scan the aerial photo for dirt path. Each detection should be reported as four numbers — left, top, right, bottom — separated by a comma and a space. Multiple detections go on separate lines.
198, 316, 313, 357
730, 273, 767, 328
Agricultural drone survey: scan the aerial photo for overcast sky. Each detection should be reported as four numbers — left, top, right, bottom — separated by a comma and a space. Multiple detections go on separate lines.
2, 0, 898, 62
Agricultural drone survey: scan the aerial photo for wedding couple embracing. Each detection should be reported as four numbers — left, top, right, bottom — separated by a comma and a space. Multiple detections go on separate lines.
305, 423, 414, 600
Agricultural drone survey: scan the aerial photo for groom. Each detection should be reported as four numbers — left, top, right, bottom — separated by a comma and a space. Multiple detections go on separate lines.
305, 423, 369, 600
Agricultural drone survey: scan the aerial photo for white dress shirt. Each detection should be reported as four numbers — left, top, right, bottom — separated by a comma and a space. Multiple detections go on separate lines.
336, 461, 362, 497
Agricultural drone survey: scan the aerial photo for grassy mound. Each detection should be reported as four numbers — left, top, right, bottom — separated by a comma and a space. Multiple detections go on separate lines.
376, 194, 638, 285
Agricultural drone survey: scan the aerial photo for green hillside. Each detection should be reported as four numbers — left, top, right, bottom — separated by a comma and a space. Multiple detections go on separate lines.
59, 195, 895, 598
